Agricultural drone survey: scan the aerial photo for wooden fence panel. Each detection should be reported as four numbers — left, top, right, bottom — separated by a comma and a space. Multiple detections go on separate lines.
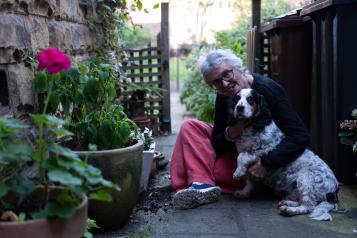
122, 2, 171, 135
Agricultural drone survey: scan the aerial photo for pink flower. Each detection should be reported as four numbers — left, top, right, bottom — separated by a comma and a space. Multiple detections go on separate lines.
36, 48, 72, 74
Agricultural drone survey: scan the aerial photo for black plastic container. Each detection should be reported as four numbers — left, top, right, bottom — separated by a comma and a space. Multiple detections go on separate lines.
261, 12, 312, 130
301, 0, 357, 184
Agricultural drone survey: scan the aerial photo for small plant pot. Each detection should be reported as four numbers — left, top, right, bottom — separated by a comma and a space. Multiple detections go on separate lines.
141, 142, 156, 192
0, 194, 88, 238
128, 99, 146, 117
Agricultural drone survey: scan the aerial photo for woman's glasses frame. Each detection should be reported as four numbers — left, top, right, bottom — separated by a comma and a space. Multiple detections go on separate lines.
210, 69, 234, 91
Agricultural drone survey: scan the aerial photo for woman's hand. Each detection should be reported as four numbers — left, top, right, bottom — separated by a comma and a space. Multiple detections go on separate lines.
248, 158, 267, 181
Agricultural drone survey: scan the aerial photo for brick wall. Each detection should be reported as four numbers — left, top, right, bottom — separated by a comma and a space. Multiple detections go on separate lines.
0, 0, 98, 116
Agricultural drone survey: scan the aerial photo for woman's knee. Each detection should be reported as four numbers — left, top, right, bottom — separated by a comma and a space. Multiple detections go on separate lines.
181, 119, 201, 131
179, 119, 212, 139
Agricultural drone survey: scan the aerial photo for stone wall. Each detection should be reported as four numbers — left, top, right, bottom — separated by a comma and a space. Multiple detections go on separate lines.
0, 0, 98, 117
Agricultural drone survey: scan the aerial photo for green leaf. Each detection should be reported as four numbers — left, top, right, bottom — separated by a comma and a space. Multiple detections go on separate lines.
48, 93, 60, 113
43, 201, 77, 219
107, 83, 116, 100
153, 3, 160, 9
10, 178, 36, 195
78, 63, 88, 75
48, 170, 82, 186
136, 0, 143, 10
0, 143, 32, 160
0, 181, 9, 197
338, 132, 354, 137
90, 189, 112, 202
87, 218, 100, 229
51, 128, 73, 138
49, 144, 78, 159
18, 212, 26, 222
31, 114, 64, 126
0, 118, 29, 130
45, 114, 65, 125
83, 232, 93, 238
340, 137, 355, 146
66, 67, 81, 83
60, 96, 71, 116
33, 70, 49, 93
84, 79, 100, 102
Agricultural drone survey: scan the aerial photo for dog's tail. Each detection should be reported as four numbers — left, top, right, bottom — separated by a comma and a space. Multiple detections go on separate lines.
309, 201, 338, 221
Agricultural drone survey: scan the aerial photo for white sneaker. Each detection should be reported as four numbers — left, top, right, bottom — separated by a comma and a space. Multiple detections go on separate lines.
173, 183, 221, 209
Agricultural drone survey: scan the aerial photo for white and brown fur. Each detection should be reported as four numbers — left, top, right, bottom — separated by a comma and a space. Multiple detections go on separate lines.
230, 88, 339, 221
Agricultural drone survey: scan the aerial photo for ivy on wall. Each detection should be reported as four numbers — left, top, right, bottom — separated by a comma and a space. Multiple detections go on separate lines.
91, 0, 159, 57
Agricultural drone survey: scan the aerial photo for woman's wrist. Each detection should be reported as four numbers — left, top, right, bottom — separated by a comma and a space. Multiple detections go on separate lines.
225, 126, 236, 142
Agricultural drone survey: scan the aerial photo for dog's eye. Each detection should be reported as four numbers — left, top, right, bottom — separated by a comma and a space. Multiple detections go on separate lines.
247, 96, 254, 104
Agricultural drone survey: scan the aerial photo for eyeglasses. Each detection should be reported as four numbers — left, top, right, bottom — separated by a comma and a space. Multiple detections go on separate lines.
210, 69, 234, 90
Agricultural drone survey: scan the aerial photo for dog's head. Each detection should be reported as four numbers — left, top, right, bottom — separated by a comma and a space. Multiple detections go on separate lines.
232, 88, 272, 131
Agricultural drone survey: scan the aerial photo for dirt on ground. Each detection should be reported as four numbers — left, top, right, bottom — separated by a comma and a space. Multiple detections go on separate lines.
134, 186, 174, 215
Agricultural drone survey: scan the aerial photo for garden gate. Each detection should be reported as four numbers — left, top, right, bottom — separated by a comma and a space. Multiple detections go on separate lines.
122, 3, 171, 135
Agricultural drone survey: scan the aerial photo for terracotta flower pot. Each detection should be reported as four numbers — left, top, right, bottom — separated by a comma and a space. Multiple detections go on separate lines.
75, 140, 144, 231
0, 195, 88, 238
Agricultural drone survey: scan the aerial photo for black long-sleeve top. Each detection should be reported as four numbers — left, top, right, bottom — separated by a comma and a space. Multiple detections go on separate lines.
211, 73, 310, 170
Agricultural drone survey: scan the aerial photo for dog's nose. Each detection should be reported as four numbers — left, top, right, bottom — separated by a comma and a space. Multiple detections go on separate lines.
236, 105, 244, 112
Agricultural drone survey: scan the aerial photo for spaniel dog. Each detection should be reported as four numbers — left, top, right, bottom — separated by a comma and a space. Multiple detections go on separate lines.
230, 88, 339, 221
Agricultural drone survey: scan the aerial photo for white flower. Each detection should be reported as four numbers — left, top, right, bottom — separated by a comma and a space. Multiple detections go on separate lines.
143, 127, 152, 137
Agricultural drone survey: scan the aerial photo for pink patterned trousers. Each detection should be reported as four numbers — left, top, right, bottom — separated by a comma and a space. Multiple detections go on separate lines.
170, 119, 246, 194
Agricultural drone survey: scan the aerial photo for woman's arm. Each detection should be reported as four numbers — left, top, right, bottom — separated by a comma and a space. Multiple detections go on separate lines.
255, 78, 310, 170
211, 94, 236, 154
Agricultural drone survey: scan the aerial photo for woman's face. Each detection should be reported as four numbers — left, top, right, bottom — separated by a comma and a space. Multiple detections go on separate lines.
204, 61, 247, 96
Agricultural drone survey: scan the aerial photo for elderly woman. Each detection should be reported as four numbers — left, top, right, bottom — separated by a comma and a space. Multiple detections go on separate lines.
170, 49, 310, 209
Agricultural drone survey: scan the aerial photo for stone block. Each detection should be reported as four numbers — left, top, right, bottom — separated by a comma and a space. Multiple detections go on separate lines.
6, 63, 36, 114
79, 0, 96, 20
70, 24, 94, 53
25, 16, 50, 53
25, 0, 57, 18
0, 0, 57, 17
47, 21, 94, 53
0, 0, 17, 12
0, 13, 31, 64
47, 21, 72, 52
55, 0, 87, 23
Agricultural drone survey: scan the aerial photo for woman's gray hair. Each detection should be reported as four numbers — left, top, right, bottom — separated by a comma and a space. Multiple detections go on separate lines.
198, 49, 250, 77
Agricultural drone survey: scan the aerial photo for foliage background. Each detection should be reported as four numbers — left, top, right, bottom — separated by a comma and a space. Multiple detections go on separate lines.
179, 0, 302, 122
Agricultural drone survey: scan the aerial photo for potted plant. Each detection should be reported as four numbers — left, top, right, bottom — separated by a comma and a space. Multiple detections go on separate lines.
118, 79, 164, 131
140, 128, 156, 192
31, 49, 144, 231
339, 108, 357, 155
339, 108, 357, 182
0, 115, 118, 238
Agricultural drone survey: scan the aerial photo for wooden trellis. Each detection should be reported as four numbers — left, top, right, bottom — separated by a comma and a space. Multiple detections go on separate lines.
122, 3, 171, 134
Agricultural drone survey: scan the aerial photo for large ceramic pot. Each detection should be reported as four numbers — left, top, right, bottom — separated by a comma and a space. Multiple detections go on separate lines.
76, 140, 144, 231
0, 195, 88, 238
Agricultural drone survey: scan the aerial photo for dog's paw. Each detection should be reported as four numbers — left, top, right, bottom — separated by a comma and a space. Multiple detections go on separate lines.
233, 170, 245, 179
233, 189, 251, 199
278, 200, 299, 208
279, 205, 308, 216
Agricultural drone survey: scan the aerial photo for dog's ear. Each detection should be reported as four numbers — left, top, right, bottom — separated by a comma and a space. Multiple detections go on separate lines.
227, 95, 239, 125
251, 90, 272, 131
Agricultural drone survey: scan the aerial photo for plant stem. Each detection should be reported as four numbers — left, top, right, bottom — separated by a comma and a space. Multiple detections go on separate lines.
39, 75, 55, 208
43, 77, 54, 115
